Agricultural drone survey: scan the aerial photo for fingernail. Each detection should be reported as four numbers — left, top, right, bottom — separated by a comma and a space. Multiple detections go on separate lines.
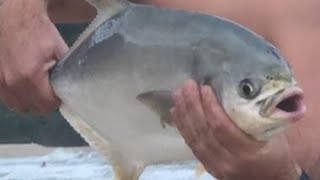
45, 60, 57, 70
188, 79, 197, 88
202, 86, 210, 93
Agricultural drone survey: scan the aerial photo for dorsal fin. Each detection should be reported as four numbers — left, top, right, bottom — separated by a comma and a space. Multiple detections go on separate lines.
85, 0, 128, 13
62, 0, 129, 60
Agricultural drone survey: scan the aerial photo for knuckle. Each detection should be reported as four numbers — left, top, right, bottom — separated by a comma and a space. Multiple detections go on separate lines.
184, 133, 198, 147
9, 103, 29, 113
194, 141, 207, 155
36, 99, 60, 114
4, 75, 20, 88
212, 121, 225, 131
32, 106, 51, 115
44, 103, 59, 113
36, 108, 51, 114
216, 162, 236, 179
5, 68, 37, 88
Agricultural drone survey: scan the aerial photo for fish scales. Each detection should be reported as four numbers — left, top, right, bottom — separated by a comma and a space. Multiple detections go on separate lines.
50, 2, 305, 180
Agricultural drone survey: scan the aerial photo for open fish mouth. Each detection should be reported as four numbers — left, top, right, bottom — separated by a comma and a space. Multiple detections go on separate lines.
260, 86, 306, 122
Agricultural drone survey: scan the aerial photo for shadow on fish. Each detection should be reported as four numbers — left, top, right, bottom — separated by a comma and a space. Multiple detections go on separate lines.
49, 0, 307, 179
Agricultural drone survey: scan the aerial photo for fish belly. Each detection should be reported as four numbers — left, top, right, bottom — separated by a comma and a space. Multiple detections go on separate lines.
52, 40, 196, 165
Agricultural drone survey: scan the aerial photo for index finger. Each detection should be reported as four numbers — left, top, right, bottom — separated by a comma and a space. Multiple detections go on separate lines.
200, 86, 264, 154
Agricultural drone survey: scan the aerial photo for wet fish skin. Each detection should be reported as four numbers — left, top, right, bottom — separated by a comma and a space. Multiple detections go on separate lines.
50, 2, 302, 180
54, 3, 293, 139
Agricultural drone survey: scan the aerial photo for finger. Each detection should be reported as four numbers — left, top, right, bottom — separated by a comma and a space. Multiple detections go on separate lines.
173, 80, 205, 146
172, 88, 192, 137
44, 60, 57, 71
1, 70, 30, 112
7, 80, 38, 113
201, 86, 248, 147
0, 91, 27, 112
0, 70, 18, 109
172, 80, 232, 164
29, 33, 65, 114
0, 76, 28, 112
201, 86, 262, 154
53, 30, 69, 60
182, 80, 211, 138
28, 72, 61, 114
171, 106, 232, 169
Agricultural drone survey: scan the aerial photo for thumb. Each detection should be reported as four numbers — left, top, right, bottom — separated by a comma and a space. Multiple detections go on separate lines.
54, 33, 69, 60
43, 35, 68, 72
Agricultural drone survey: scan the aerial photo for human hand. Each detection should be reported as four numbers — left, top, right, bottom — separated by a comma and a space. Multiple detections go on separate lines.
0, 0, 68, 113
171, 80, 301, 180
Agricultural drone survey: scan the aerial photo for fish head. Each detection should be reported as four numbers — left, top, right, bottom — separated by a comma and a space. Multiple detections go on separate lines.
211, 43, 306, 141
222, 77, 305, 141
195, 31, 306, 141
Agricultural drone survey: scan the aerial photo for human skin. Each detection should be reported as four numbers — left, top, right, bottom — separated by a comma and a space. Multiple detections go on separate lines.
0, 0, 96, 113
0, 0, 319, 179
0, 0, 67, 113
172, 81, 301, 180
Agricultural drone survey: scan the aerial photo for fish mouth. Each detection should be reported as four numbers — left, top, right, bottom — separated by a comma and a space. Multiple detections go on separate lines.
260, 86, 306, 122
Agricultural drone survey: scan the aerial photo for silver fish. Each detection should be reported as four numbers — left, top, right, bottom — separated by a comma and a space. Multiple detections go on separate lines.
50, 0, 306, 179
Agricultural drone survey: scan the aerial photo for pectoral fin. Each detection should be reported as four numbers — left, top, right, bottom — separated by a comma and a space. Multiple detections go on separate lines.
136, 90, 174, 128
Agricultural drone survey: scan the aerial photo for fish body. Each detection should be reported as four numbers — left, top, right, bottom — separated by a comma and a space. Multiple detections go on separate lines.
50, 1, 306, 179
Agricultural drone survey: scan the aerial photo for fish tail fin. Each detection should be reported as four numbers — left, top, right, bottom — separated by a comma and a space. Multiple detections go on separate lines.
113, 161, 145, 180
195, 163, 207, 178
59, 104, 111, 157
60, 104, 145, 180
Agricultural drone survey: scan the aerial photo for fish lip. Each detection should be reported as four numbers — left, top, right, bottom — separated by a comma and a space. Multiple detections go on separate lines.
259, 86, 306, 122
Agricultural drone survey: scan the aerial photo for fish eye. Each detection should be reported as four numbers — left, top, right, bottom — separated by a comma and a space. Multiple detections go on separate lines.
239, 79, 260, 99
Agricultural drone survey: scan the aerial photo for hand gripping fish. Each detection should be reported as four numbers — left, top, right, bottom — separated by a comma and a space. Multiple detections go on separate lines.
48, 0, 306, 179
